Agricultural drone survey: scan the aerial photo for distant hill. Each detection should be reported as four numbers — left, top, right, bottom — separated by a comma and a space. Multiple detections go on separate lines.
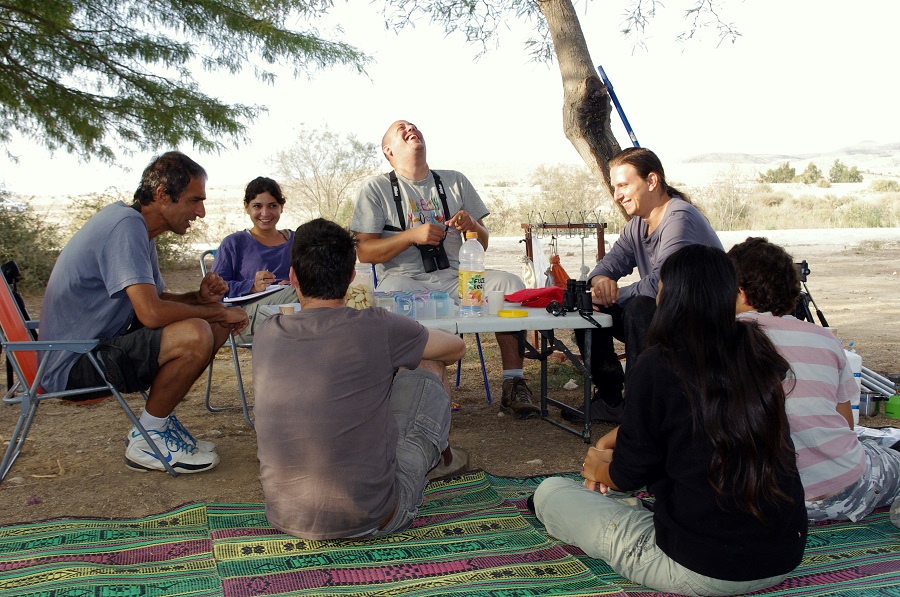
675, 142, 900, 185
683, 141, 900, 167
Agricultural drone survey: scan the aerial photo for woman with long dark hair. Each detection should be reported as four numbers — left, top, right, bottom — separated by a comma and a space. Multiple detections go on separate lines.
534, 244, 807, 596
211, 177, 297, 342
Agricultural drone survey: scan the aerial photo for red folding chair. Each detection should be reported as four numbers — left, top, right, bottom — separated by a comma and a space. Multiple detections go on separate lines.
0, 262, 178, 481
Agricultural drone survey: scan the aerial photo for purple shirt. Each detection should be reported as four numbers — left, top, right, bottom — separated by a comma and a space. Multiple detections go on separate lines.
211, 229, 293, 298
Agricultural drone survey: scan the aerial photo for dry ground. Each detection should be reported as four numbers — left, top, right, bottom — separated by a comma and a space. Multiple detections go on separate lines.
0, 231, 898, 526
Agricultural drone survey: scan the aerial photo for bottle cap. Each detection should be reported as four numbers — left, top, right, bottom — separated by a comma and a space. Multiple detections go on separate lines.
465, 231, 477, 240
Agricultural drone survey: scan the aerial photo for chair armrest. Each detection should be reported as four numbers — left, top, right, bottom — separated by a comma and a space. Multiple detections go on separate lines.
2, 339, 100, 354
25, 320, 39, 330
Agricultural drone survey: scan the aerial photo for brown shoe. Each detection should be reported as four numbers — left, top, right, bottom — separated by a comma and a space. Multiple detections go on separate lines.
501, 377, 540, 419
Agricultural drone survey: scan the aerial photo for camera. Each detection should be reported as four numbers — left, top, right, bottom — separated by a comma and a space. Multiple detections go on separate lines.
416, 241, 451, 273
795, 260, 810, 283
547, 279, 594, 316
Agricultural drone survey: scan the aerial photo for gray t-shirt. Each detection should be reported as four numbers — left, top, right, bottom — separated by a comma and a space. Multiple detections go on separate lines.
40, 202, 164, 392
349, 170, 489, 279
252, 306, 429, 540
588, 197, 722, 305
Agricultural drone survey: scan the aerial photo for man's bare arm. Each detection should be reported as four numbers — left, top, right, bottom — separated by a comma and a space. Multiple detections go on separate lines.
355, 226, 447, 265
126, 284, 247, 332
422, 329, 466, 365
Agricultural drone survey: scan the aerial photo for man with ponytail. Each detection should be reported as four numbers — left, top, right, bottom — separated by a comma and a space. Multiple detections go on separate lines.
572, 148, 721, 424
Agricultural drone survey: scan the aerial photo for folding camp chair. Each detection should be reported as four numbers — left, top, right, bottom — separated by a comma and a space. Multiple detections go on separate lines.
199, 249, 253, 427
0, 261, 178, 481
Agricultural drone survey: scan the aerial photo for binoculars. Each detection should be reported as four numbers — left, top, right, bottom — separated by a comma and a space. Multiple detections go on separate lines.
417, 241, 451, 273
546, 279, 593, 316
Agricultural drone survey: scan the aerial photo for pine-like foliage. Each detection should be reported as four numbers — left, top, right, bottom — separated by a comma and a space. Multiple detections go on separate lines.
0, 0, 368, 161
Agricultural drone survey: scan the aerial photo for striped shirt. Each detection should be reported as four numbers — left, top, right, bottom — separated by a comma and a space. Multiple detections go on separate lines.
738, 312, 865, 500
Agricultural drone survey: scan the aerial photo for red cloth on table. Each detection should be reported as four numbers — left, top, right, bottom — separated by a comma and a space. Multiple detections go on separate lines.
504, 287, 564, 308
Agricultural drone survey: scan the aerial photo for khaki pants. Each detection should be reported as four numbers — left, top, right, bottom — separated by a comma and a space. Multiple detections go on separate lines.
534, 477, 789, 596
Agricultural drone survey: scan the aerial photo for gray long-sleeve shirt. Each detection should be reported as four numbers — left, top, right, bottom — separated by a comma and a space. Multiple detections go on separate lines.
589, 197, 722, 306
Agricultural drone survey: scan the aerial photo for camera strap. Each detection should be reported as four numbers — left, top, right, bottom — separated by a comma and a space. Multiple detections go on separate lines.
387, 170, 451, 232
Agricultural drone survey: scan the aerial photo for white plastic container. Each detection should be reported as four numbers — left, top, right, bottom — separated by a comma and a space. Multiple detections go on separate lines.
844, 344, 863, 427
458, 231, 485, 317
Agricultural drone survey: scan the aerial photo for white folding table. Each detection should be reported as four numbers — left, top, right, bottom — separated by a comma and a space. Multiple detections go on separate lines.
419, 307, 612, 442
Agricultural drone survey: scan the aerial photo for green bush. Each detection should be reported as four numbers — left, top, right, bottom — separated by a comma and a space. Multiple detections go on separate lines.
0, 202, 62, 292
829, 159, 864, 183
870, 179, 900, 193
758, 162, 796, 183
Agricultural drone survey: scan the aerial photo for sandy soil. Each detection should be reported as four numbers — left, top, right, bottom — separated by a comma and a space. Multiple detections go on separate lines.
0, 229, 898, 525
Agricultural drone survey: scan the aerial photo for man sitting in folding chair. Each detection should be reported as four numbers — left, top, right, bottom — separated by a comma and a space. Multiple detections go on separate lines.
39, 152, 248, 474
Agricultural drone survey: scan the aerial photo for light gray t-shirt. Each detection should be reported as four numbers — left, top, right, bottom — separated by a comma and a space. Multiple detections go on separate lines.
252, 306, 429, 540
40, 202, 164, 392
349, 170, 489, 279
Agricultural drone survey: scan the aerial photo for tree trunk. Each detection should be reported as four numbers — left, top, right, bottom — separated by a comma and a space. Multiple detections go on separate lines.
538, 0, 628, 219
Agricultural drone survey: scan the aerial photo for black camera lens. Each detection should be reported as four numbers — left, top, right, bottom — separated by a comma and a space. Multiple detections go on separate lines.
562, 279, 577, 311
416, 241, 450, 273
546, 300, 565, 316
434, 242, 451, 270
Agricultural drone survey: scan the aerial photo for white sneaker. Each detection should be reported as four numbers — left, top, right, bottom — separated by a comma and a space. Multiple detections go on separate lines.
125, 427, 219, 473
127, 417, 217, 453
165, 414, 217, 453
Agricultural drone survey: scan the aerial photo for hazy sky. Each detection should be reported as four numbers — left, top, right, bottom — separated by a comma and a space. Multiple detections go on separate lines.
3, 0, 898, 197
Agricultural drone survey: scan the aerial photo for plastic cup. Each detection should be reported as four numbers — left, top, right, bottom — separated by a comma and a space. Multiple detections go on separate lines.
487, 291, 505, 316
432, 292, 453, 318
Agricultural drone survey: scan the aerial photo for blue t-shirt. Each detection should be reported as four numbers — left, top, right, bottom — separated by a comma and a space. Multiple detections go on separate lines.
40, 202, 164, 392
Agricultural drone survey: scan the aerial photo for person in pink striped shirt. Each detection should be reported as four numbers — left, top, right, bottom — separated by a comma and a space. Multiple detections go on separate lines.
729, 237, 900, 522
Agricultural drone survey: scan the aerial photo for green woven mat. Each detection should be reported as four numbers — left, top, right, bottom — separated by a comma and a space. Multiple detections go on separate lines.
0, 502, 221, 597
209, 471, 623, 596
2, 471, 900, 596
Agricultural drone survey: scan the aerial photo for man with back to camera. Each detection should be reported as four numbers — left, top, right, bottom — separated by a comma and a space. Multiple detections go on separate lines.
350, 119, 540, 419
252, 218, 466, 539
572, 147, 722, 424
40, 151, 248, 474
729, 236, 900, 522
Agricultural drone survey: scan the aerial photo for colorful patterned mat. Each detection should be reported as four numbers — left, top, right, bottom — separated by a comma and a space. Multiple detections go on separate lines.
1, 471, 899, 596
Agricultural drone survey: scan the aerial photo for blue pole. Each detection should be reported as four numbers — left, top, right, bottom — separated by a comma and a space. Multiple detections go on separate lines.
596, 65, 640, 147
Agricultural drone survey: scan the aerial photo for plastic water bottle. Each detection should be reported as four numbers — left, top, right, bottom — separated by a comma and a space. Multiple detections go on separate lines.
458, 231, 485, 317
844, 342, 863, 427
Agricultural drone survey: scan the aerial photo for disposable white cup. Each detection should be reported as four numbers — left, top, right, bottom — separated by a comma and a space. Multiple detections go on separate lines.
487, 291, 505, 316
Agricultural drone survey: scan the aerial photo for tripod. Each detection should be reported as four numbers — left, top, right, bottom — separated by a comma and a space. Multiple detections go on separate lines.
792, 260, 829, 327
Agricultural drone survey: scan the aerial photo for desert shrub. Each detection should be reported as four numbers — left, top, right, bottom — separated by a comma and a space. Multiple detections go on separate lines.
816, 178, 831, 188
758, 162, 795, 183
0, 201, 62, 291
829, 159, 864, 183
484, 192, 529, 236
749, 188, 789, 208
870, 179, 900, 193
799, 162, 823, 184
843, 203, 886, 228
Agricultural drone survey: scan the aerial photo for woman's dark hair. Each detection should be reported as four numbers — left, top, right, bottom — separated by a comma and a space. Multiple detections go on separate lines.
610, 147, 691, 204
133, 152, 207, 205
647, 244, 795, 522
728, 237, 801, 317
290, 218, 357, 300
244, 177, 286, 205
